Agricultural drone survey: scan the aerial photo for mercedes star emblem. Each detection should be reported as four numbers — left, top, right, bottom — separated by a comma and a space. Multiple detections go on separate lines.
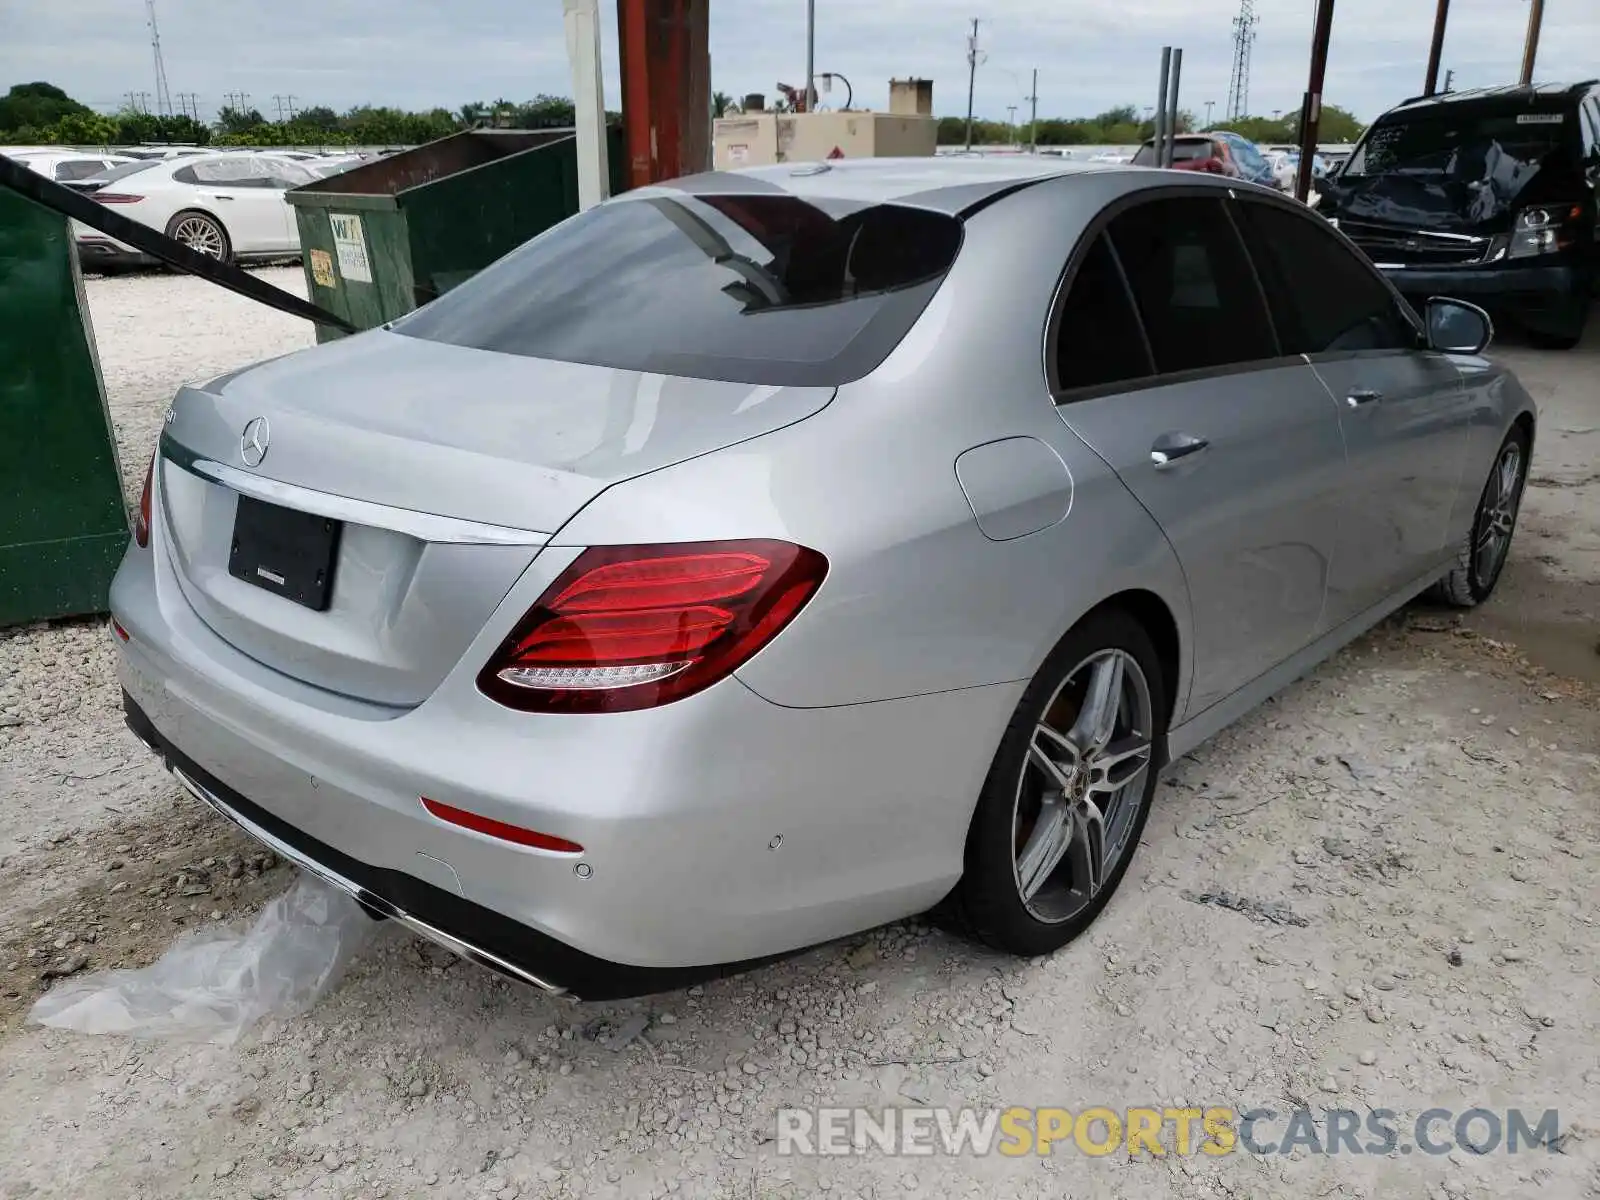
240, 416, 271, 468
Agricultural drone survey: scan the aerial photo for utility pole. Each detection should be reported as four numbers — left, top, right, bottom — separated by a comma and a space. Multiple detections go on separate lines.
124, 91, 139, 113
1204, 98, 1215, 127
1442, 68, 1454, 92
1027, 67, 1039, 153
1423, 0, 1449, 95
964, 18, 980, 152
135, 91, 152, 114
1007, 104, 1018, 142
1294, 0, 1335, 203
273, 95, 286, 121
805, 0, 816, 112
145, 0, 174, 117
1519, 0, 1545, 87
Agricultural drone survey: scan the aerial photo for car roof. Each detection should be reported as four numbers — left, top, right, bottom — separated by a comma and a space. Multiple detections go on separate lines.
660, 156, 1136, 214
1387, 79, 1599, 115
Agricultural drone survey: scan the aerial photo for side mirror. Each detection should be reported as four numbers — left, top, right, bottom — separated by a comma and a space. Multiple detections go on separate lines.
1426, 297, 1493, 355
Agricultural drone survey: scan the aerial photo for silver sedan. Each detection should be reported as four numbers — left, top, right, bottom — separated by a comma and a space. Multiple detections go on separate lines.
111, 158, 1534, 997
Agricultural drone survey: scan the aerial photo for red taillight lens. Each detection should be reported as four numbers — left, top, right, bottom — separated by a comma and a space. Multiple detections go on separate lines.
94, 193, 145, 205
479, 540, 828, 713
133, 454, 154, 548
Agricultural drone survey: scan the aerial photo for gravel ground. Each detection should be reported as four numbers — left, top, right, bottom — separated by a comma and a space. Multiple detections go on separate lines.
0, 276, 1596, 1200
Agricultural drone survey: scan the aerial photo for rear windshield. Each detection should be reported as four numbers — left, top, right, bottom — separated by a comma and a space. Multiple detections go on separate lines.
395, 192, 963, 386
1345, 107, 1577, 177
1132, 139, 1213, 166
83, 160, 159, 185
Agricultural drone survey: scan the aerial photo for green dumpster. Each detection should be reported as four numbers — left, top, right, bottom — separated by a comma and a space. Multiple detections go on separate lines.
0, 186, 129, 626
288, 127, 626, 343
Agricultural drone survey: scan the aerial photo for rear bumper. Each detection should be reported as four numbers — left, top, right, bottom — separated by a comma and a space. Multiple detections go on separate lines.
110, 522, 1019, 996
1379, 260, 1590, 334
76, 236, 154, 268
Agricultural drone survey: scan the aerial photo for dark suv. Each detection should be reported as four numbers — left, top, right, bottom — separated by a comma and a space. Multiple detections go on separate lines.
1320, 81, 1600, 349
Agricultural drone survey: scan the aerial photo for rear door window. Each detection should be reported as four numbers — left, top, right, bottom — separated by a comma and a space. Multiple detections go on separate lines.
1234, 199, 1416, 354
1104, 196, 1278, 373
396, 193, 963, 386
1052, 234, 1154, 392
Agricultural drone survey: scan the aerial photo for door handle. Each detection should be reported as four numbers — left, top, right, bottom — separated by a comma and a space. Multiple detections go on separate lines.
1150, 432, 1210, 469
211, 194, 235, 201
1346, 388, 1383, 407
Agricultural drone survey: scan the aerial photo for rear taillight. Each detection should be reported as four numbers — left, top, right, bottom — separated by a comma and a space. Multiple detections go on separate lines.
94, 193, 145, 205
479, 539, 828, 713
133, 454, 154, 548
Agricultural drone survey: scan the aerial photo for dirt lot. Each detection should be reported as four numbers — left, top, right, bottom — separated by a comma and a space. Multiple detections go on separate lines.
0, 275, 1596, 1200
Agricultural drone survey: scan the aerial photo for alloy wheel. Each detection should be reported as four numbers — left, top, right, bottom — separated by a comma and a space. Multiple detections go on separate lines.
173, 215, 225, 259
1011, 648, 1153, 924
1473, 442, 1523, 591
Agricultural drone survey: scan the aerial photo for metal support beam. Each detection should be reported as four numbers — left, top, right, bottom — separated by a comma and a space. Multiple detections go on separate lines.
1422, 0, 1449, 96
1520, 0, 1545, 87
1294, 0, 1335, 204
563, 0, 611, 210
1166, 48, 1183, 167
1154, 46, 1171, 171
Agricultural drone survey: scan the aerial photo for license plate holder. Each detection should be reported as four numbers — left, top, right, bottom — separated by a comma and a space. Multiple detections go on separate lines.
228, 495, 341, 611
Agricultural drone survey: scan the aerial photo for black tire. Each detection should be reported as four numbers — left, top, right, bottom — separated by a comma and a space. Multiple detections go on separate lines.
163, 210, 232, 264
1430, 426, 1530, 608
951, 608, 1168, 957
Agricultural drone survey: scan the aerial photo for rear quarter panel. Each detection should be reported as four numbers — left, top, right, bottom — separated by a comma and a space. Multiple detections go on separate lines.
554, 171, 1195, 711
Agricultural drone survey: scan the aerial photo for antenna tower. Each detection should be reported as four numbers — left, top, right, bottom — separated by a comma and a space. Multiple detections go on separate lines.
1225, 0, 1258, 121
145, 0, 175, 117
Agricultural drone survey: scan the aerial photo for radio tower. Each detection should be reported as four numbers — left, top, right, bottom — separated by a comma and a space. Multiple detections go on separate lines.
145, 0, 175, 117
1225, 0, 1258, 122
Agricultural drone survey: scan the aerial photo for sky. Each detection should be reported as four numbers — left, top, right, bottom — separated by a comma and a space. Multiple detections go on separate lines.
3, 0, 1597, 127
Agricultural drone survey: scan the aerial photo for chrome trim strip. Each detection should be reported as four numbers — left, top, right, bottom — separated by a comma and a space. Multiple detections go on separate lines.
169, 764, 569, 997
160, 437, 549, 547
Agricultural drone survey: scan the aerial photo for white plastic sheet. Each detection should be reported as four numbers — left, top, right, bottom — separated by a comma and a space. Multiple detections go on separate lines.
29, 874, 385, 1042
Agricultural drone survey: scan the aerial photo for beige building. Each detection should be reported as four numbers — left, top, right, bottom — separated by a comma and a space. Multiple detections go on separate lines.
713, 78, 937, 170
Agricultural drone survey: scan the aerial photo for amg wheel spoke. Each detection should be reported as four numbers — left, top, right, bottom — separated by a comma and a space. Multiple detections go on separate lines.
1065, 795, 1107, 900
1016, 798, 1072, 901
1088, 733, 1152, 794
1067, 653, 1123, 753
1498, 452, 1519, 502
1028, 727, 1077, 793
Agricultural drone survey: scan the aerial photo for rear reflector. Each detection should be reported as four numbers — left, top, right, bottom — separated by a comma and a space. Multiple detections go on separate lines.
420, 796, 584, 854
479, 540, 828, 713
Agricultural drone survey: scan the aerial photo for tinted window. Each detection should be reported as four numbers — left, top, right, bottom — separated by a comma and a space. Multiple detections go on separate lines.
1053, 235, 1153, 391
397, 193, 963, 386
1346, 108, 1577, 177
1236, 200, 1414, 354
1105, 197, 1277, 373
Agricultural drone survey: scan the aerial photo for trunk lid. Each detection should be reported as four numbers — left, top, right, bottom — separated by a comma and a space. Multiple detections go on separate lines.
158, 330, 834, 706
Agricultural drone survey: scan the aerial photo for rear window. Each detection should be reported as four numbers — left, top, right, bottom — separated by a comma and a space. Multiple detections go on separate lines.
83, 160, 158, 185
395, 192, 963, 386
1132, 139, 1214, 166
1346, 107, 1578, 177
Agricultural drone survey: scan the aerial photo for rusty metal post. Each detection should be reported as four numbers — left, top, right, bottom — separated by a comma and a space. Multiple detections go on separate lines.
1423, 0, 1449, 96
1520, 0, 1545, 87
617, 0, 710, 189
1294, 0, 1335, 203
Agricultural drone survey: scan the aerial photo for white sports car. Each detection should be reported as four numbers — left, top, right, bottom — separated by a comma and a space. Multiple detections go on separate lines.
11, 148, 137, 182
70, 153, 315, 268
